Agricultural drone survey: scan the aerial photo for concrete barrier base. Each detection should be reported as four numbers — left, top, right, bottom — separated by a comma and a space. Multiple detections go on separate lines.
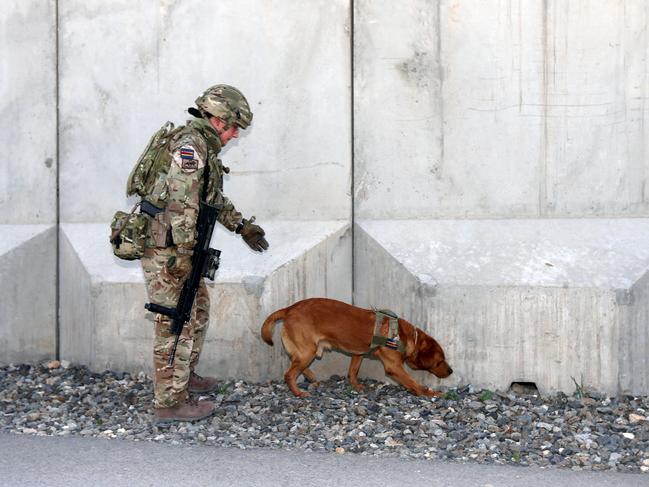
60, 221, 351, 381
0, 225, 56, 363
354, 219, 649, 395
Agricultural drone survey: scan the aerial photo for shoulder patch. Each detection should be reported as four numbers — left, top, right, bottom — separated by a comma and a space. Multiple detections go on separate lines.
172, 144, 204, 173
180, 147, 195, 160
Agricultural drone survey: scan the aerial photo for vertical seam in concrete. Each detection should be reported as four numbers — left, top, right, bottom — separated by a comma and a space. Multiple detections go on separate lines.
540, 0, 549, 217
350, 0, 355, 305
437, 0, 445, 166
640, 3, 649, 205
518, 0, 523, 113
55, 0, 61, 359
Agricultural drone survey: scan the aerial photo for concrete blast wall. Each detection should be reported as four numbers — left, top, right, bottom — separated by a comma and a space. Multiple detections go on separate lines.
0, 1, 57, 361
354, 0, 649, 219
353, 0, 649, 394
2, 0, 353, 379
54, 0, 353, 380
2, 0, 649, 394
0, 0, 57, 225
59, 0, 351, 223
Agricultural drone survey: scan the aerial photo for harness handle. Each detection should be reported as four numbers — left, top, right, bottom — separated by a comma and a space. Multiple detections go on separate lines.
368, 308, 405, 353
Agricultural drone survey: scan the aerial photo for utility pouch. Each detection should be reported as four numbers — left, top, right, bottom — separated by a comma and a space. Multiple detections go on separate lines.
149, 213, 171, 248
110, 203, 148, 260
140, 200, 171, 248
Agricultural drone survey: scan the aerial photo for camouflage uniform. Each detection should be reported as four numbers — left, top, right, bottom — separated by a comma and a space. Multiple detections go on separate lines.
141, 117, 243, 408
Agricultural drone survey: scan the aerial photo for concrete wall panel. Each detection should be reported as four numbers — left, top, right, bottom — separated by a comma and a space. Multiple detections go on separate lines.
355, 0, 649, 219
354, 0, 442, 218
619, 270, 649, 394
439, 0, 545, 218
59, 0, 351, 223
59, 229, 97, 367
59, 221, 351, 378
544, 1, 649, 216
354, 219, 649, 395
0, 1, 57, 224
355, 0, 544, 219
0, 226, 56, 363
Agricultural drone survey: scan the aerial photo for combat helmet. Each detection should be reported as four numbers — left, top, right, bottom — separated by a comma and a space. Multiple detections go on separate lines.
193, 84, 252, 129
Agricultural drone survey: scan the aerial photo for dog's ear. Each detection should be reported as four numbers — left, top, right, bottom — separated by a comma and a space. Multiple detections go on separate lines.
416, 336, 444, 368
405, 327, 421, 358
406, 334, 436, 369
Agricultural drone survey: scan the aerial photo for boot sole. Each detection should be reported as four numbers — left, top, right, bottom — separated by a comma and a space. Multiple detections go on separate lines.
153, 408, 216, 426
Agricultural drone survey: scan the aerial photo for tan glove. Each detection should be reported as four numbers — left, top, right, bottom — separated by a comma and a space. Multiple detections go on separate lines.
237, 217, 269, 252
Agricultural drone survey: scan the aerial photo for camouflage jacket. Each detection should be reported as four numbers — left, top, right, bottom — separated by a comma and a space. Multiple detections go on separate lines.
145, 118, 243, 248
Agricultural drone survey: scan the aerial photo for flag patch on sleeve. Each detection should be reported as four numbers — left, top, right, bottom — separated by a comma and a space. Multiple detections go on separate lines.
180, 147, 195, 160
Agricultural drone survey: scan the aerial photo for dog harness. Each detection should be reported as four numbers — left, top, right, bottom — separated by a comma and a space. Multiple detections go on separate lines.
369, 308, 405, 353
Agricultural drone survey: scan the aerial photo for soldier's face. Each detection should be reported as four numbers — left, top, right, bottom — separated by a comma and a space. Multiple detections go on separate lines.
209, 117, 239, 146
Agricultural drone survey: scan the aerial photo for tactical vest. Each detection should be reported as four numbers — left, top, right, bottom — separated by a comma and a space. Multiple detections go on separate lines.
125, 118, 224, 208
112, 119, 225, 258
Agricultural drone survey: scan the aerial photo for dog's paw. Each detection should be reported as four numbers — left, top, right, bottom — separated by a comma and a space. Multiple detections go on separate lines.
351, 383, 364, 392
422, 388, 443, 398
295, 390, 311, 398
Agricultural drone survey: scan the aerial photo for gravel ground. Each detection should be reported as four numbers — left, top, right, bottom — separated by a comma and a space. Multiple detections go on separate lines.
1, 361, 648, 474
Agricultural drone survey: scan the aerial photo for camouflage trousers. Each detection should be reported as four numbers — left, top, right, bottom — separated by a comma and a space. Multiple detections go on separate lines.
141, 247, 209, 408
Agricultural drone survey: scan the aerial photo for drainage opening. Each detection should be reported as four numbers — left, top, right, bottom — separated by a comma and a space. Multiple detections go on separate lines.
509, 381, 539, 395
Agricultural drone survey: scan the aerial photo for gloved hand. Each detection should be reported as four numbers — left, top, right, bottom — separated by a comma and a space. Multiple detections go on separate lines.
237, 217, 269, 252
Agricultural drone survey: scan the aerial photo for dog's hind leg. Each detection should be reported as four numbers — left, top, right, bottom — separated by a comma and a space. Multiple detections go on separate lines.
347, 355, 364, 391
299, 339, 333, 386
280, 324, 316, 397
284, 353, 316, 398
301, 368, 318, 384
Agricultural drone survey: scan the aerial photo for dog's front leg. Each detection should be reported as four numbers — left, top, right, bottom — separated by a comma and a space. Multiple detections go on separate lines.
347, 355, 364, 391
387, 366, 438, 397
379, 352, 438, 397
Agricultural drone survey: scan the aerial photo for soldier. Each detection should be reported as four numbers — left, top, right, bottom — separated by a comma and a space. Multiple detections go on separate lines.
141, 85, 269, 425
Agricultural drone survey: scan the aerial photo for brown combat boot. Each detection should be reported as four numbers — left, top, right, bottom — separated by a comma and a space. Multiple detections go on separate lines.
188, 372, 220, 393
153, 399, 216, 426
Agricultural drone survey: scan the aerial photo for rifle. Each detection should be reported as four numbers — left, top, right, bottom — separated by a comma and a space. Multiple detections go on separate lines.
144, 200, 221, 367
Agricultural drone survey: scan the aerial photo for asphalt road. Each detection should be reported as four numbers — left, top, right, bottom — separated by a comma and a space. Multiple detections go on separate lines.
0, 433, 646, 487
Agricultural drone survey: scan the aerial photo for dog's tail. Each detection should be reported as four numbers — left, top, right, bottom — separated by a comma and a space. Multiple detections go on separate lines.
261, 308, 288, 346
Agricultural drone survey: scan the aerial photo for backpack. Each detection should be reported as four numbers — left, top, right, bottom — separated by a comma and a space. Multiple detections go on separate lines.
126, 121, 183, 198
110, 122, 182, 260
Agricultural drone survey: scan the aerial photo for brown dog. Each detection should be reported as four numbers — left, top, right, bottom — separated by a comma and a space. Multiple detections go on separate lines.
261, 298, 452, 397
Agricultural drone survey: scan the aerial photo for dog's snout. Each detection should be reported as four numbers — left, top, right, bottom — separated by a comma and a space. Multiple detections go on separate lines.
448, 366, 453, 375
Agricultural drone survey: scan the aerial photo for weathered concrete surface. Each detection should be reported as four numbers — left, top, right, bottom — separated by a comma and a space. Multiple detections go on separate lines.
544, 0, 649, 216
59, 0, 351, 224
354, 219, 649, 395
619, 269, 649, 394
0, 1, 57, 224
60, 221, 351, 379
0, 225, 56, 363
354, 0, 649, 219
